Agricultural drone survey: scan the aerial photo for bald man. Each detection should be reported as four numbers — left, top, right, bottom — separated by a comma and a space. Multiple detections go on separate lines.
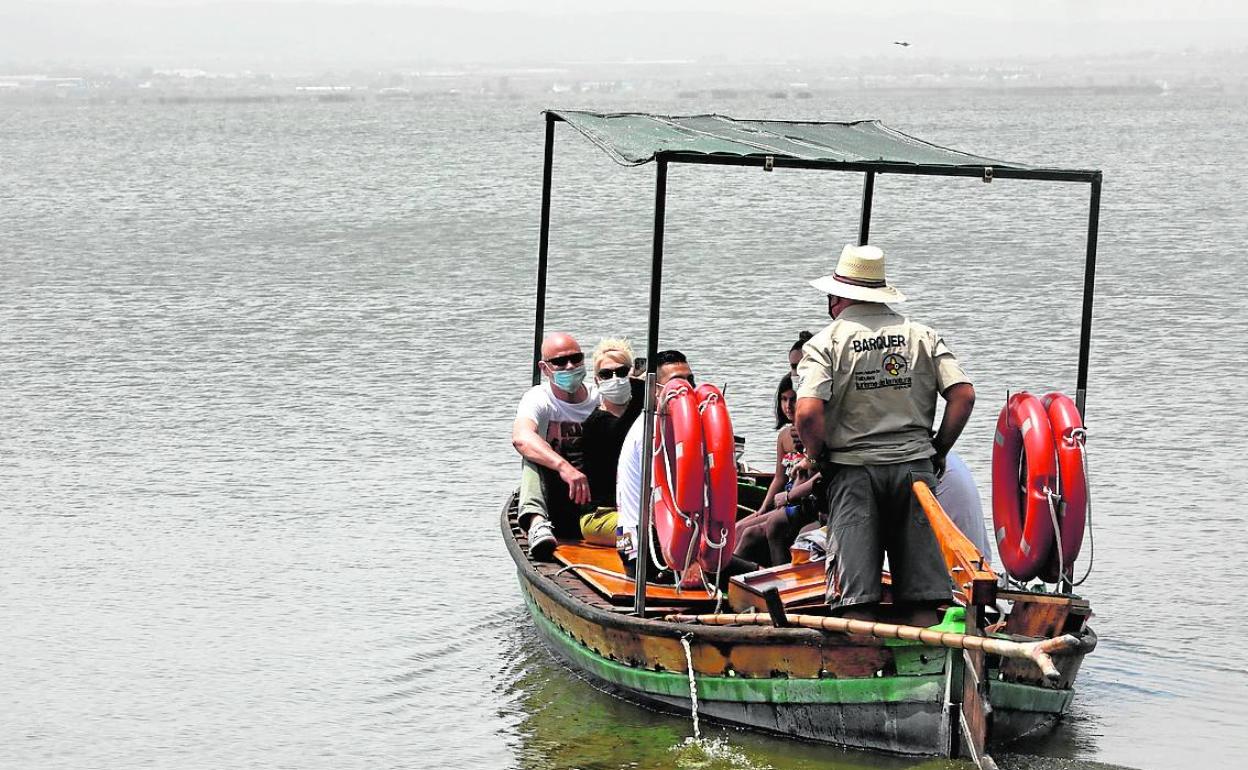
512, 332, 603, 560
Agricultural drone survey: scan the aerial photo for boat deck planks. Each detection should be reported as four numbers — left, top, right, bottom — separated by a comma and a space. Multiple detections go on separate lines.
552, 540, 717, 608
509, 507, 717, 614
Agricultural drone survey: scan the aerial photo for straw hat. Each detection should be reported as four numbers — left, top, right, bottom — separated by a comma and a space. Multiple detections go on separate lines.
809, 244, 906, 304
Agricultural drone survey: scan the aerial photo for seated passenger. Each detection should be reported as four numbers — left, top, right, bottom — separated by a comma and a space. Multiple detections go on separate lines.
788, 330, 814, 380
578, 338, 645, 546
511, 332, 599, 560
735, 373, 821, 567
616, 350, 695, 578
616, 350, 758, 583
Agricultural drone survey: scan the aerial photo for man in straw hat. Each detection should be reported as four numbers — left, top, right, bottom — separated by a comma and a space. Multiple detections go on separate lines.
794, 244, 976, 626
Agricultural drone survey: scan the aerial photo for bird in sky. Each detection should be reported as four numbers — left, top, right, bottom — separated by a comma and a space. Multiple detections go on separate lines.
891, 40, 912, 47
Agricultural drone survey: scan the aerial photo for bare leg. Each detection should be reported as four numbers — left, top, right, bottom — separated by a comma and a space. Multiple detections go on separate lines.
734, 515, 774, 566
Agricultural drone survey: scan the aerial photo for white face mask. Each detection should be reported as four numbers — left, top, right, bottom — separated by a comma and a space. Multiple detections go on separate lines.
598, 376, 632, 405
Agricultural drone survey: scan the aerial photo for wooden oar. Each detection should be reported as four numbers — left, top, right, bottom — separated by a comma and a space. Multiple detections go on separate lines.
912, 479, 998, 605
662, 611, 1080, 682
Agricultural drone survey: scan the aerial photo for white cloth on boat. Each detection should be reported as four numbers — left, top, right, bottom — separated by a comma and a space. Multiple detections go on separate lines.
934, 450, 993, 563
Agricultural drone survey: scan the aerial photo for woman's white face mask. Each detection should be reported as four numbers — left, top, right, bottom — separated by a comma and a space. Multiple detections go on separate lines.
598, 376, 632, 405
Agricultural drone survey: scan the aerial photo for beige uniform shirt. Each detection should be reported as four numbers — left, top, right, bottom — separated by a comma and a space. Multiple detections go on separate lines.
796, 303, 970, 465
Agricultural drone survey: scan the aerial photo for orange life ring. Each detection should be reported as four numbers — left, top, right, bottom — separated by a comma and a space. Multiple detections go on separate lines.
651, 380, 740, 576
652, 379, 703, 571
694, 383, 738, 571
991, 391, 1058, 580
1039, 392, 1087, 582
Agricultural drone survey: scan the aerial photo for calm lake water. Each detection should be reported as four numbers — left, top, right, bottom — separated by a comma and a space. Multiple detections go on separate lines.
3, 89, 1247, 769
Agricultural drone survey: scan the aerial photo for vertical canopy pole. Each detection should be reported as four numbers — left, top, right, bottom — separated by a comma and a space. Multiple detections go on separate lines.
858, 171, 876, 245
634, 157, 668, 617
1075, 173, 1102, 417
531, 114, 557, 385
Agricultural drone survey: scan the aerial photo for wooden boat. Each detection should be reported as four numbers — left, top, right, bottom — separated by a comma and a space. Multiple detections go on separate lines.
507, 111, 1103, 766
502, 489, 1096, 760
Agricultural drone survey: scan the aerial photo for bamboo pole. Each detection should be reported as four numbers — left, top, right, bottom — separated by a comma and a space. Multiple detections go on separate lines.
663, 612, 1080, 682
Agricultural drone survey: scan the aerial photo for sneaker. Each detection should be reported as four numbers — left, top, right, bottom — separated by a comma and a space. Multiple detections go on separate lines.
527, 519, 557, 561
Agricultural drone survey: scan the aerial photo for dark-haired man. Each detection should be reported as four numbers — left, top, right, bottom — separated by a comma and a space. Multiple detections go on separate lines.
512, 332, 599, 560
614, 350, 694, 577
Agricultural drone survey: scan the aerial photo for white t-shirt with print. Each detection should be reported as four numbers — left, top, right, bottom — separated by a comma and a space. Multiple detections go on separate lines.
516, 382, 601, 449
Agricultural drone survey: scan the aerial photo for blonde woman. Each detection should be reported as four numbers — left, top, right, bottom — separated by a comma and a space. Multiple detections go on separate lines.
579, 338, 645, 546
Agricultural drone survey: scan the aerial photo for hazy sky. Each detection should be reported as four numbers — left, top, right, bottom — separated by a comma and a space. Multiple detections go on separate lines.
27, 0, 1248, 16
3, 1, 1246, 70
34, 0, 1243, 13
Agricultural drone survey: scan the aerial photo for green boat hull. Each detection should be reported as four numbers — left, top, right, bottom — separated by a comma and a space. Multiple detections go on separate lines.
523, 585, 1077, 755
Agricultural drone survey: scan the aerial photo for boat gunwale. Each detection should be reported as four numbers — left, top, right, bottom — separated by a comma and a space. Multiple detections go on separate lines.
501, 491, 1097, 660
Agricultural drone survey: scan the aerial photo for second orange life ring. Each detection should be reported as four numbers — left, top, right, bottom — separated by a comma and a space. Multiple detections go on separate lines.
1039, 392, 1088, 582
991, 391, 1058, 581
652, 379, 703, 571
651, 379, 740, 576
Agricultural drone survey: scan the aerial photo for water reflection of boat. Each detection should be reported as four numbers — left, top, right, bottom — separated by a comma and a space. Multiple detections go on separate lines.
505, 110, 1104, 767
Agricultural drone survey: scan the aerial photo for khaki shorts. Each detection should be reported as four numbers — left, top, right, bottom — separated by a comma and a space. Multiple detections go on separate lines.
823, 459, 952, 610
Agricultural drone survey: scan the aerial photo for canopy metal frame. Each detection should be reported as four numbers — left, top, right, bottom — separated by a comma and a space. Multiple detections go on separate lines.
529, 111, 1102, 612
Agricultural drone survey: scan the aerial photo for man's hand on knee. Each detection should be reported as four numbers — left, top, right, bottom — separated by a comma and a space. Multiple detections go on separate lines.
559, 462, 591, 505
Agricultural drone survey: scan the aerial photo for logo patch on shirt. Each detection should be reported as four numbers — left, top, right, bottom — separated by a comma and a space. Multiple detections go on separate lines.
882, 353, 909, 377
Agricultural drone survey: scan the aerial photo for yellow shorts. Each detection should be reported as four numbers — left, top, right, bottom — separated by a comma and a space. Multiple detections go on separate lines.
579, 507, 618, 547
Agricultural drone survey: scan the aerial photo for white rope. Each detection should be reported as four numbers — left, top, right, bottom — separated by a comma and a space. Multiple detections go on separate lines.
1070, 428, 1095, 587
712, 527, 727, 614
554, 563, 627, 579
648, 389, 685, 576
692, 526, 730, 613
680, 518, 701, 577
1044, 484, 1066, 586
645, 436, 669, 576
647, 522, 665, 577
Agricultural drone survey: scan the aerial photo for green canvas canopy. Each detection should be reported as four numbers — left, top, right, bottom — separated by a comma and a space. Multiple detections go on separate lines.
546, 109, 1030, 171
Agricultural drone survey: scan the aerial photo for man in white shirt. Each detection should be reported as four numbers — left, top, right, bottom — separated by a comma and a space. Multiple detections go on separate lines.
512, 332, 599, 560
615, 350, 694, 577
